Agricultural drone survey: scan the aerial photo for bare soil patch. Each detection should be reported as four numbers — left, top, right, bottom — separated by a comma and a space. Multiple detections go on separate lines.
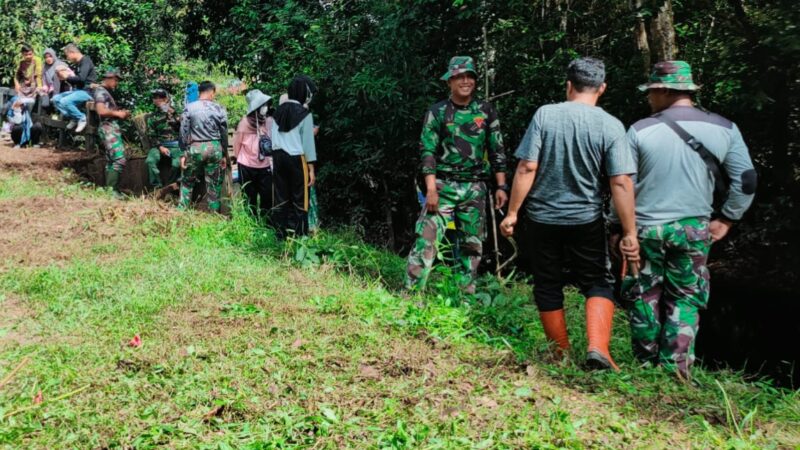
0, 143, 181, 269
0, 295, 39, 349
0, 141, 95, 181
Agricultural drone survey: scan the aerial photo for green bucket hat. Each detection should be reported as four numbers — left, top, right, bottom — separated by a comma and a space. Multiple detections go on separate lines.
441, 56, 478, 81
638, 60, 700, 92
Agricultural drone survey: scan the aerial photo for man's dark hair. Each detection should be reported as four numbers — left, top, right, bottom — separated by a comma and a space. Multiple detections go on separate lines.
151, 89, 169, 99
198, 81, 216, 94
20, 44, 33, 54
567, 57, 606, 92
63, 43, 80, 54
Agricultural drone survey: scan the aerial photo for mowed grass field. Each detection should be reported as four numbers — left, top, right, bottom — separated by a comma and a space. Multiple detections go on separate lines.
0, 145, 798, 449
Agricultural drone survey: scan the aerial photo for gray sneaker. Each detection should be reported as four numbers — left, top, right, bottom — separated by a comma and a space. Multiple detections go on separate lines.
66, 120, 78, 130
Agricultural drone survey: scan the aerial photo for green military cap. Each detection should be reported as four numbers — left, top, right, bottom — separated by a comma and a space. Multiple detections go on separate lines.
103, 68, 124, 80
639, 60, 700, 92
441, 56, 478, 81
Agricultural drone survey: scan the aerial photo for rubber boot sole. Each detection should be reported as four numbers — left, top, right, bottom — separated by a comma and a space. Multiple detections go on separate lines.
585, 350, 616, 371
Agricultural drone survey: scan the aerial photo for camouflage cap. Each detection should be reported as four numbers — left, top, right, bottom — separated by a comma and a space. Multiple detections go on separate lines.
638, 60, 700, 92
441, 56, 478, 81
103, 68, 123, 80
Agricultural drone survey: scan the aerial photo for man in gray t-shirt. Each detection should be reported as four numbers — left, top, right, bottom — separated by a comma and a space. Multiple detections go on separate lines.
500, 57, 639, 372
620, 61, 756, 380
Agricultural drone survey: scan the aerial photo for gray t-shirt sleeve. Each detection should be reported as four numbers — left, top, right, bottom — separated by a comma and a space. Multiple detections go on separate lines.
514, 108, 543, 162
300, 114, 317, 162
720, 124, 756, 221
604, 119, 636, 176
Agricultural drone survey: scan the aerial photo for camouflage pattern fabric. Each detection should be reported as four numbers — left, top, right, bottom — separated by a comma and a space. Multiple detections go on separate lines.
98, 121, 126, 173
440, 56, 478, 81
621, 217, 712, 378
145, 143, 182, 187
406, 180, 487, 292
420, 99, 506, 181
178, 140, 224, 212
308, 185, 319, 233
146, 107, 180, 143
638, 60, 701, 92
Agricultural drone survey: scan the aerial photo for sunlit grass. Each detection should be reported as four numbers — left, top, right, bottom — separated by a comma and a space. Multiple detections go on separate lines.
0, 174, 796, 448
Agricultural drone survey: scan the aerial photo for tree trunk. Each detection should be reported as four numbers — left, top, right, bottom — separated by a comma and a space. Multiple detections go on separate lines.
650, 0, 677, 61
632, 0, 651, 76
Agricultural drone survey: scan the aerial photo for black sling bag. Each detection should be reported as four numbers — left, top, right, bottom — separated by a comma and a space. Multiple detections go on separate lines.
653, 112, 731, 210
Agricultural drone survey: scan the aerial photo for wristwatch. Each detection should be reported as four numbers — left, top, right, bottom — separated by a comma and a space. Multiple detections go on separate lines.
497, 183, 510, 193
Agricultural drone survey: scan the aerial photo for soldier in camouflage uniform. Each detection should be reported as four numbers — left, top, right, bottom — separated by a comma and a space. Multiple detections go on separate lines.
179, 81, 228, 212
405, 56, 508, 293
93, 70, 131, 196
621, 61, 756, 379
145, 89, 182, 188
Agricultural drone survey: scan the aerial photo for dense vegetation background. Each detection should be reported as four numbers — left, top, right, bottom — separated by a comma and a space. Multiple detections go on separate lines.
2, 0, 798, 283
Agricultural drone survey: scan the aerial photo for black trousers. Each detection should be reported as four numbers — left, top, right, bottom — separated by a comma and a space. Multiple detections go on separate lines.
238, 163, 273, 222
525, 217, 615, 312
272, 150, 308, 238
11, 124, 43, 146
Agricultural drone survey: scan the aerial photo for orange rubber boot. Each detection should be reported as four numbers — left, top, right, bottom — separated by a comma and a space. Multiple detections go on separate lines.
539, 309, 571, 355
585, 297, 620, 371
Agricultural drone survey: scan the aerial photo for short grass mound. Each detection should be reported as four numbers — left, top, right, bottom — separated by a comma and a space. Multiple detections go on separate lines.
0, 168, 797, 449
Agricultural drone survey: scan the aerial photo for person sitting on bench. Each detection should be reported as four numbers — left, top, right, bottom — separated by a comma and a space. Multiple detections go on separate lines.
52, 44, 96, 133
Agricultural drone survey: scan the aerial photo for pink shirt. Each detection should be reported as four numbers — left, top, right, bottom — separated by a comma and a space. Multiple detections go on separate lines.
233, 116, 272, 169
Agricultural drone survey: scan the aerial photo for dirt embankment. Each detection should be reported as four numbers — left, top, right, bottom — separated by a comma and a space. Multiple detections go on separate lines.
0, 143, 180, 268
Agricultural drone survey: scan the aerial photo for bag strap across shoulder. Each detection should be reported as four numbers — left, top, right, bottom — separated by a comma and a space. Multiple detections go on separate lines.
653, 111, 730, 198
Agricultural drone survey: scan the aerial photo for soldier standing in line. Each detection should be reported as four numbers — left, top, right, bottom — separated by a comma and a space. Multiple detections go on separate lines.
405, 56, 509, 294
93, 69, 131, 198
145, 89, 182, 189
619, 61, 756, 380
178, 81, 228, 212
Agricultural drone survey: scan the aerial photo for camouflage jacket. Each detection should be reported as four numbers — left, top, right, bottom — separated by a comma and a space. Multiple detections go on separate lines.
147, 107, 180, 145
420, 98, 506, 181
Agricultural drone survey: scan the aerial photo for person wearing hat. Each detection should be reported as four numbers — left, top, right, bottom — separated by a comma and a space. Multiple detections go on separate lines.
52, 44, 97, 132
145, 89, 182, 189
178, 80, 229, 213
405, 56, 508, 294
617, 60, 756, 379
93, 69, 131, 197
233, 89, 274, 220
499, 57, 638, 371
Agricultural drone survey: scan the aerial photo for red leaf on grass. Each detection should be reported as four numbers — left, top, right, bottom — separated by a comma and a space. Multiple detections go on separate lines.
129, 334, 142, 348
33, 390, 43, 404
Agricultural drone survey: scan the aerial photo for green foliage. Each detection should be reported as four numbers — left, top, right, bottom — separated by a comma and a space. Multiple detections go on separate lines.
3, 1, 798, 275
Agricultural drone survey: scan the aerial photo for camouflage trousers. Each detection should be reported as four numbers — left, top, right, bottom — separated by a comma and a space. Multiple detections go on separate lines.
621, 217, 712, 378
178, 141, 224, 212
406, 180, 487, 292
98, 121, 126, 173
145, 143, 182, 187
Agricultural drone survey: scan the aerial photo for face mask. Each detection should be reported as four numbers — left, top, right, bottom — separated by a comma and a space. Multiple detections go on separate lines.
159, 103, 170, 113
259, 105, 269, 116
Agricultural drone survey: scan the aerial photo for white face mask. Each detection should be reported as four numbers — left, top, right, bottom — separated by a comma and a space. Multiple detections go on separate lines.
259, 105, 269, 116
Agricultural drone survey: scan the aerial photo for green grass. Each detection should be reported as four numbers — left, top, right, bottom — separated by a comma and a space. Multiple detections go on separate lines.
0, 172, 797, 449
